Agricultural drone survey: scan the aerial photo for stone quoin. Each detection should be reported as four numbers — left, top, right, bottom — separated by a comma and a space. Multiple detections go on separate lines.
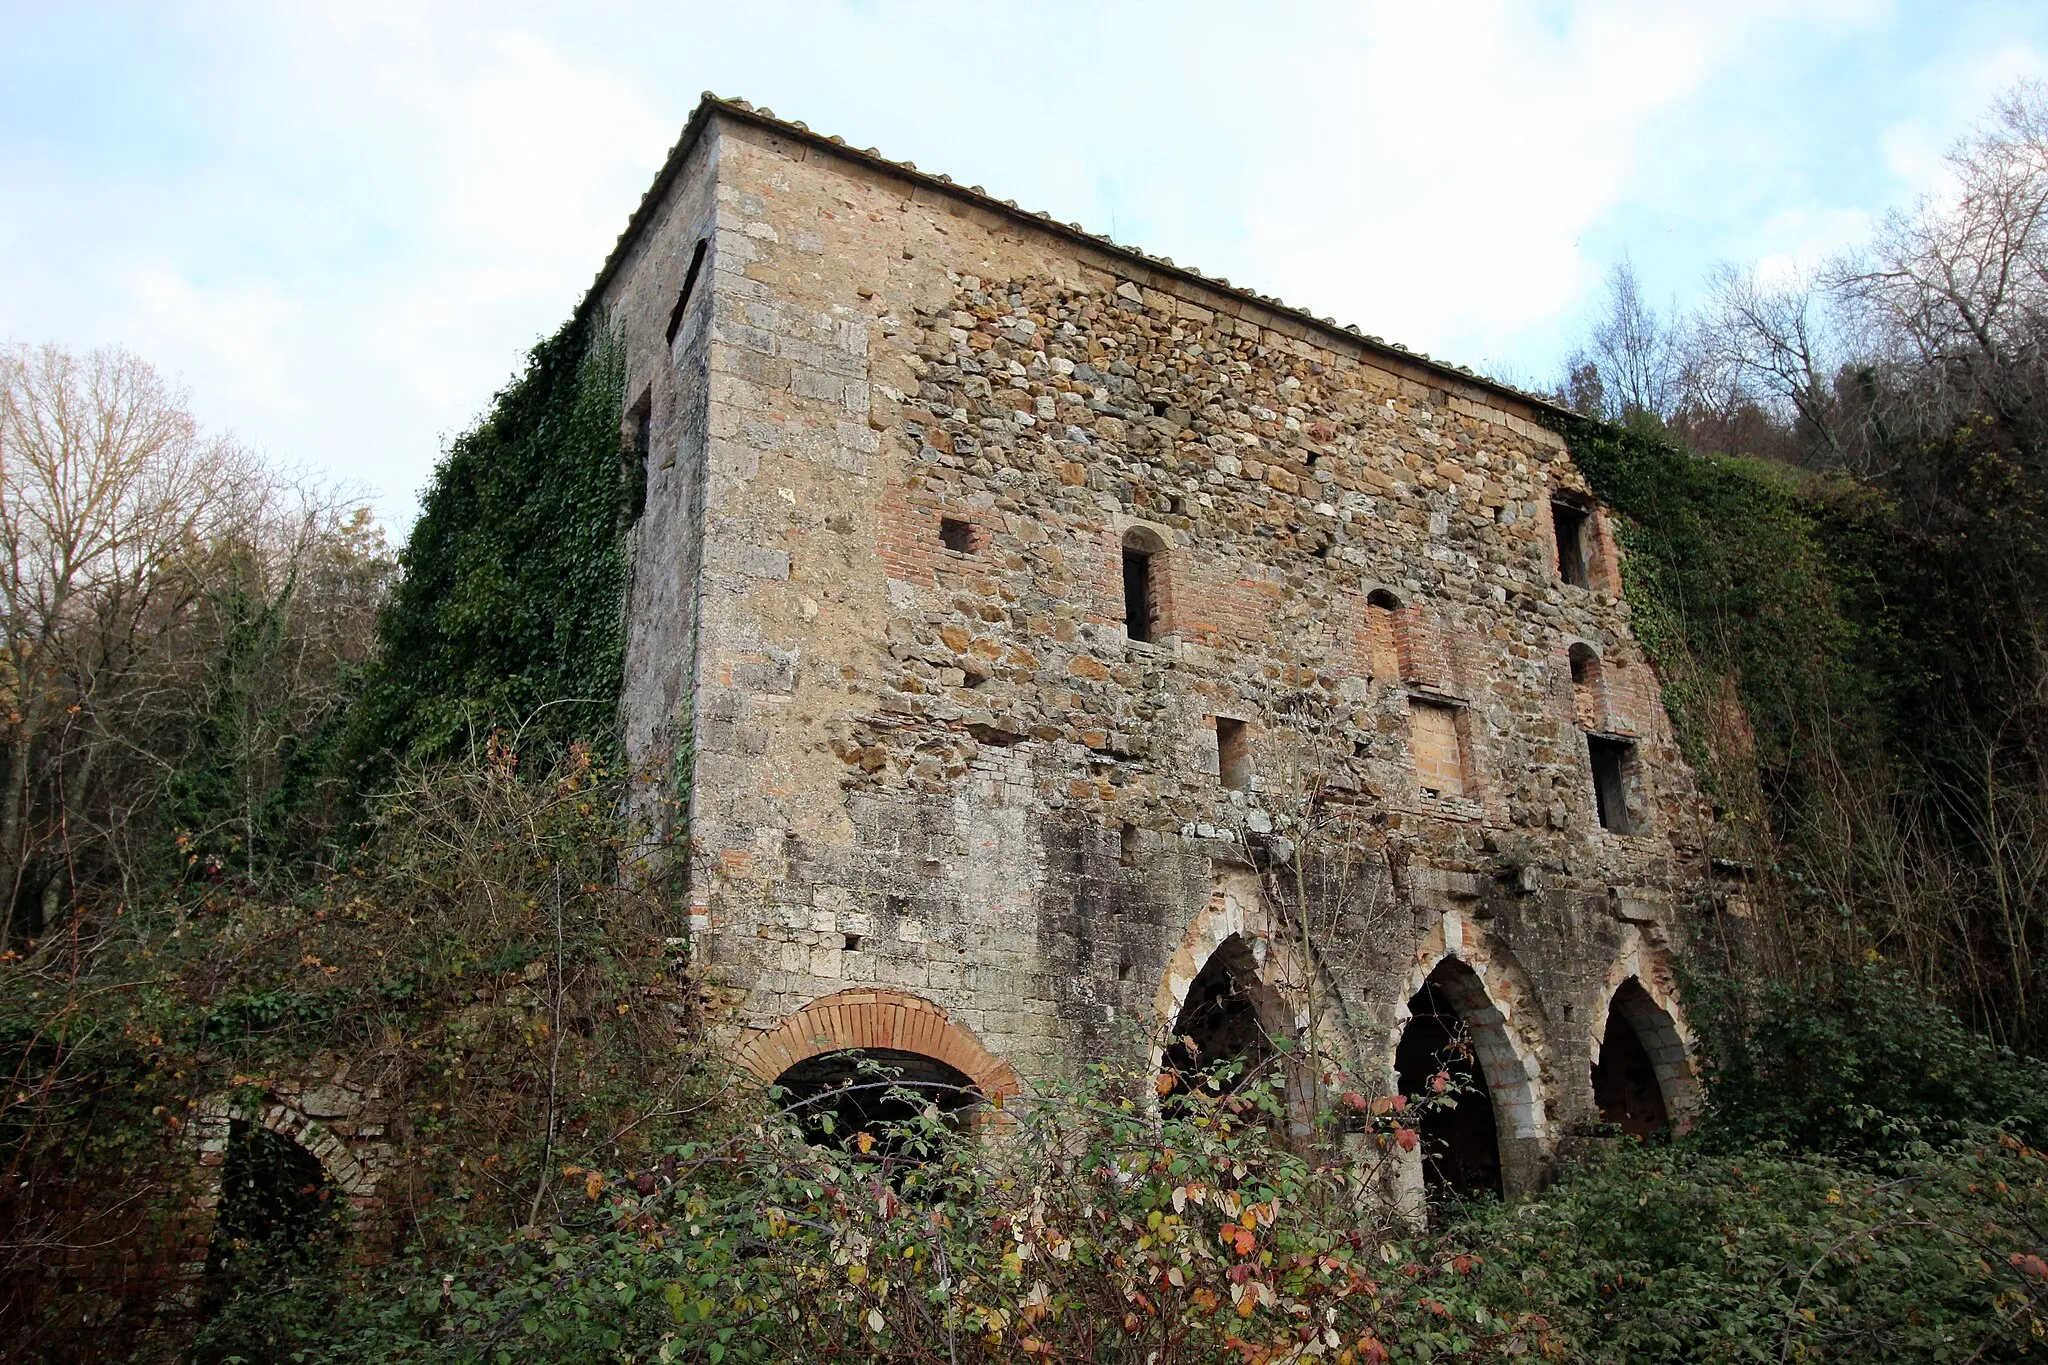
594, 94, 1717, 1198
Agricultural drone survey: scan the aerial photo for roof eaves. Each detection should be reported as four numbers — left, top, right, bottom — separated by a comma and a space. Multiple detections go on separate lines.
580, 94, 1574, 424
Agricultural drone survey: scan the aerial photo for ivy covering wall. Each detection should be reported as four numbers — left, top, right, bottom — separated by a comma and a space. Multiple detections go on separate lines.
1550, 413, 1907, 810
347, 319, 632, 774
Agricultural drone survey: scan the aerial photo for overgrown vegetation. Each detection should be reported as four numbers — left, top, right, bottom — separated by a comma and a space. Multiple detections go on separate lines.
125, 980, 2048, 1363
6, 74, 2048, 1365
1548, 83, 2048, 1049
345, 317, 633, 775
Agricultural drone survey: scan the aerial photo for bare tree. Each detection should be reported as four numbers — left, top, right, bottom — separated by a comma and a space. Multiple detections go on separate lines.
1838, 80, 2048, 463
1592, 260, 1682, 422
1694, 264, 1857, 470
0, 344, 390, 941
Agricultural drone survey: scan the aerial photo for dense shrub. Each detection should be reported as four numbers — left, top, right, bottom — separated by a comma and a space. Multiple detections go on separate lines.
1455, 1134, 2048, 1362
214, 1031, 2048, 1365
1690, 965, 2048, 1161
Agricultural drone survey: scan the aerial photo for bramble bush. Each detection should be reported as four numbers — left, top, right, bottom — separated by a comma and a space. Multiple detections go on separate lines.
256, 996, 2048, 1365
309, 1056, 1542, 1364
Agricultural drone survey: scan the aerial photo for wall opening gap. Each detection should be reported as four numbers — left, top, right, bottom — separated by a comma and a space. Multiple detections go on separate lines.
621, 388, 652, 530
1122, 548, 1155, 642
939, 516, 975, 554
1589, 736, 1635, 833
1216, 717, 1252, 791
665, 238, 708, 346
1552, 499, 1591, 588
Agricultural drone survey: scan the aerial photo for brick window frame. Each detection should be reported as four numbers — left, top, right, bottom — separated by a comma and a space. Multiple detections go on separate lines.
1365, 587, 1409, 682
1567, 641, 1605, 731
1118, 524, 1175, 645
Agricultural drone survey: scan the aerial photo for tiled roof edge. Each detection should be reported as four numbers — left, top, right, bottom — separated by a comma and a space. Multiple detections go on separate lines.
579, 94, 1574, 423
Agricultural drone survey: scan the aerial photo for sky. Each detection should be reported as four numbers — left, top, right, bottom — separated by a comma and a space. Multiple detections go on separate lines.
4, 1, 2044, 529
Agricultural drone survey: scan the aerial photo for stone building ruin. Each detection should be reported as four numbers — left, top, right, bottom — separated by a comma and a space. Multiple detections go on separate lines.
594, 95, 1715, 1197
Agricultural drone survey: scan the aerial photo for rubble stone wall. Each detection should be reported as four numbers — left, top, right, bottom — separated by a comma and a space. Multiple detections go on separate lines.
599, 108, 1717, 1195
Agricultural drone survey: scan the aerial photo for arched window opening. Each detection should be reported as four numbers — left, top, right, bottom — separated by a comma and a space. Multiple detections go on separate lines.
1395, 974, 1503, 1199
1121, 528, 1167, 642
201, 1121, 341, 1316
773, 1048, 981, 1159
1593, 979, 1675, 1137
1161, 937, 1277, 1109
1365, 588, 1405, 681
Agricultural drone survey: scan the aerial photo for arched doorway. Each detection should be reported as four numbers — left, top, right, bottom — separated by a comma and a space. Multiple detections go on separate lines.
772, 1047, 982, 1156
1160, 934, 1281, 1107
194, 1120, 345, 1358
1395, 968, 1502, 1198
736, 989, 1023, 1135
1593, 977, 1687, 1136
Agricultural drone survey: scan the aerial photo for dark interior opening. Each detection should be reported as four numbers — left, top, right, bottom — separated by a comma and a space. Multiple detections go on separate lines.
774, 1048, 979, 1160
1592, 984, 1671, 1138
1215, 717, 1252, 790
1569, 644, 1596, 686
665, 238, 708, 345
1552, 500, 1591, 588
1589, 736, 1635, 833
1122, 547, 1154, 641
1396, 978, 1503, 1199
202, 1121, 340, 1311
940, 516, 975, 553
621, 389, 652, 530
1160, 939, 1274, 1108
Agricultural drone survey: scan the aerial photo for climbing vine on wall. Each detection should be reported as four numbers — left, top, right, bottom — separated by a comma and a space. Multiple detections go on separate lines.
347, 319, 632, 774
1546, 412, 1908, 827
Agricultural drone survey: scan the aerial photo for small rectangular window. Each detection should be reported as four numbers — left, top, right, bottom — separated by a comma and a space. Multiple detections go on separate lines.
1123, 548, 1154, 642
1215, 717, 1252, 790
940, 516, 975, 554
1589, 736, 1636, 833
1408, 699, 1468, 798
1553, 500, 1591, 588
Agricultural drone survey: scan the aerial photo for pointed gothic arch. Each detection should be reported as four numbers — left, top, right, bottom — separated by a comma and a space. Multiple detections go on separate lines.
1391, 910, 1553, 1199
1591, 948, 1701, 1132
1151, 870, 1355, 1124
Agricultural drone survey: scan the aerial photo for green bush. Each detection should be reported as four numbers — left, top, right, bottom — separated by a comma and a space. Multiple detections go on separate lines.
1455, 1134, 2048, 1362
1690, 966, 2048, 1161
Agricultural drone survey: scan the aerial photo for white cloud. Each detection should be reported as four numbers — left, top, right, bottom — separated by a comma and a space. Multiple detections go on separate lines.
2, 1, 2042, 526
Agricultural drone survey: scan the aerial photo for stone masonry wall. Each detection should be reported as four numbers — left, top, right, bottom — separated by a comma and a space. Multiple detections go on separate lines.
601, 104, 1717, 1196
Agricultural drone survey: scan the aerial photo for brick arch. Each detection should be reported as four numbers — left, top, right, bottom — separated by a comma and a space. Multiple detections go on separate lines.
1593, 937, 1703, 1127
180, 1094, 383, 1282
194, 1096, 380, 1203
1150, 868, 1356, 1082
735, 988, 1023, 1100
